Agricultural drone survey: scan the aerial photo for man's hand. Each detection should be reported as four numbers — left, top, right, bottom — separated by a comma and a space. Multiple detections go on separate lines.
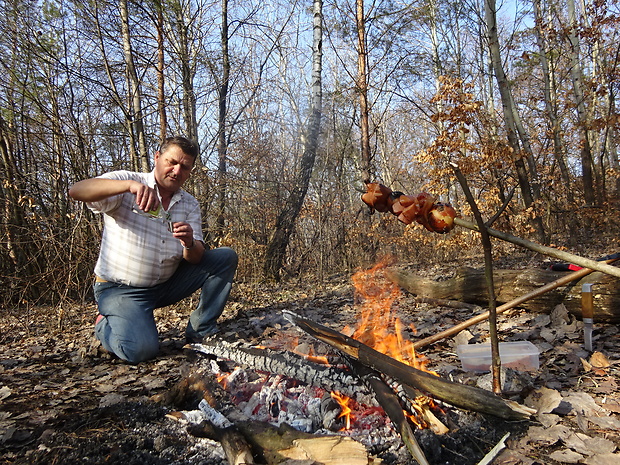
69, 178, 159, 210
173, 222, 204, 264
172, 222, 195, 248
129, 181, 160, 213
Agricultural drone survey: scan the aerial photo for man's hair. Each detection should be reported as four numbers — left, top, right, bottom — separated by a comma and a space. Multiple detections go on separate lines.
159, 136, 200, 159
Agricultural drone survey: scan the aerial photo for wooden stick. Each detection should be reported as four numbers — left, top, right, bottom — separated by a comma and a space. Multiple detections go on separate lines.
283, 310, 535, 421
412, 257, 619, 350
347, 359, 430, 465
454, 217, 620, 279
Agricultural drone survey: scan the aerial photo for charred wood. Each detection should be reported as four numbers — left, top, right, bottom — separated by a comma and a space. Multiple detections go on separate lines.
347, 358, 430, 465
188, 413, 255, 465
158, 363, 371, 465
187, 338, 369, 398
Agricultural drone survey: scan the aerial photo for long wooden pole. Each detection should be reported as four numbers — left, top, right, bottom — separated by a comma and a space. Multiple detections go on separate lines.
283, 310, 534, 421
455, 218, 620, 279
412, 257, 620, 350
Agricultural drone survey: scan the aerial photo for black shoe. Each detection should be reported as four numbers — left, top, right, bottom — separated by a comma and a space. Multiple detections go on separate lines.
185, 327, 219, 345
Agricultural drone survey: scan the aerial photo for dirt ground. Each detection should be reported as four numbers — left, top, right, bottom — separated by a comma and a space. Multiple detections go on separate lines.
1, 258, 620, 465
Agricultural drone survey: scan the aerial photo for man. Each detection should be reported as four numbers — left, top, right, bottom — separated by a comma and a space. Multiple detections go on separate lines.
69, 136, 238, 363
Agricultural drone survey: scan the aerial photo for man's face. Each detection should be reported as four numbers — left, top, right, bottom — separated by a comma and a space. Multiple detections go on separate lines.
153, 144, 195, 195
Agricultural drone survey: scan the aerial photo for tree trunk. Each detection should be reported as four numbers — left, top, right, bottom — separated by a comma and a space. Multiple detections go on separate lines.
263, 0, 323, 280
566, 0, 597, 205
155, 1, 168, 141
119, 0, 149, 172
216, 0, 230, 238
174, 6, 198, 141
533, 0, 573, 203
356, 0, 371, 183
484, 0, 546, 243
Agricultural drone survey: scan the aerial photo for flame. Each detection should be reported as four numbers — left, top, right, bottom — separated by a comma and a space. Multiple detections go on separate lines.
304, 354, 330, 365
330, 391, 354, 430
350, 258, 434, 372
216, 372, 229, 389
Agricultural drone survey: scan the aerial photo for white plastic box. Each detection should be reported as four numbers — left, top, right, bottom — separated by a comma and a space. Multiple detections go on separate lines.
456, 341, 540, 372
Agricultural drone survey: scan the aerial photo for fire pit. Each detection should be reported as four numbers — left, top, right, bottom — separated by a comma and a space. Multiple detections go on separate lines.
169, 262, 534, 465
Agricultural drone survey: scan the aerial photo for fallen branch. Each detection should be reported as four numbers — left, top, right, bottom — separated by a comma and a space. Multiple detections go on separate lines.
455, 217, 620, 279
409, 257, 620, 349
476, 432, 510, 465
283, 310, 535, 421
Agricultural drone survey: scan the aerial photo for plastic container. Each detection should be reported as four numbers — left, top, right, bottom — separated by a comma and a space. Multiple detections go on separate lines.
456, 341, 539, 372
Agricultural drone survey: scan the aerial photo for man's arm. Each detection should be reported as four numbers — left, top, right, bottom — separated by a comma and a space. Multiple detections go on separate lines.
69, 178, 160, 212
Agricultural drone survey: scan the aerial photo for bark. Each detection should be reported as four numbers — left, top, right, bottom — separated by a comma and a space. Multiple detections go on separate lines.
0, 115, 27, 271
356, 0, 371, 183
451, 164, 501, 393
532, 0, 572, 202
388, 266, 620, 323
155, 1, 167, 140
174, 7, 198, 141
566, 0, 597, 204
216, 0, 230, 237
263, 0, 322, 280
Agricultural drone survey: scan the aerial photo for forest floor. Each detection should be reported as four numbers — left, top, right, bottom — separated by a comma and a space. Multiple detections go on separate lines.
1, 253, 620, 465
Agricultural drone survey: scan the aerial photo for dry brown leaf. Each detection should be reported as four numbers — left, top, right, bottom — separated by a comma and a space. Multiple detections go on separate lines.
590, 351, 611, 368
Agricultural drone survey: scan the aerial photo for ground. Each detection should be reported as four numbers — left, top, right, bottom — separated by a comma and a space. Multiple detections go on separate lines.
1, 258, 620, 465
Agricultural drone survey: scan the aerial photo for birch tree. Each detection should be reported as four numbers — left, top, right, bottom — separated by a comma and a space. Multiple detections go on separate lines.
264, 0, 323, 280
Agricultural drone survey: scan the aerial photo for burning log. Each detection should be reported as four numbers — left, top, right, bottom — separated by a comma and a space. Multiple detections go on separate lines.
186, 339, 369, 398
187, 401, 256, 465
283, 310, 535, 421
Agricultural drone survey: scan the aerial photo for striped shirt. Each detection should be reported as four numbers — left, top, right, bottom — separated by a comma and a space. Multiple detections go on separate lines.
87, 170, 203, 287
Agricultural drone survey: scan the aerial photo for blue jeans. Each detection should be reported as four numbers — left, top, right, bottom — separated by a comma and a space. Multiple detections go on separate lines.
94, 247, 238, 363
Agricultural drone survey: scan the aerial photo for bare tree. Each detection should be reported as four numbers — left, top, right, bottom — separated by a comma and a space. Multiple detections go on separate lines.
532, 0, 573, 204
216, 0, 230, 238
566, 0, 597, 204
264, 0, 323, 280
356, 0, 372, 183
484, 0, 546, 242
120, 0, 149, 171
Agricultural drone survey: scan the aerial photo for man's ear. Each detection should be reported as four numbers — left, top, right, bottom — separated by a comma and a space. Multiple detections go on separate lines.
154, 151, 160, 163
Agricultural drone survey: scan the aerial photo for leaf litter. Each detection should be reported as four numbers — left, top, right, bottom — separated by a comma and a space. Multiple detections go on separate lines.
0, 265, 619, 464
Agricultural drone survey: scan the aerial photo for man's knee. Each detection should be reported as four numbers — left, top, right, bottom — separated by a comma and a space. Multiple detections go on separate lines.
203, 247, 238, 274
214, 246, 238, 266
116, 335, 160, 364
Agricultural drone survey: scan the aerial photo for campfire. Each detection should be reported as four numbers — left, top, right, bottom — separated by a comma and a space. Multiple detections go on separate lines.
165, 262, 534, 465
